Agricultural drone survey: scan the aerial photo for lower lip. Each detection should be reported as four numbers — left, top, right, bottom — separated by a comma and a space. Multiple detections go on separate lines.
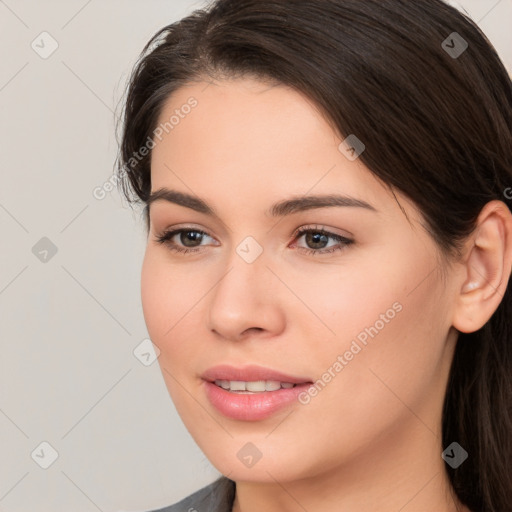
203, 380, 312, 421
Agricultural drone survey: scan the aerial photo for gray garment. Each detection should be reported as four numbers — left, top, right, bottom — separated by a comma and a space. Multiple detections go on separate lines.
148, 477, 236, 512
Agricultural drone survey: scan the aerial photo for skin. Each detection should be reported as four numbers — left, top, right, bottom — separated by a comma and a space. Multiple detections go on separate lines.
140, 77, 512, 512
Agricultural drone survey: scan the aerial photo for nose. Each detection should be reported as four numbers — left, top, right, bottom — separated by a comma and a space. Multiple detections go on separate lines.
206, 249, 285, 343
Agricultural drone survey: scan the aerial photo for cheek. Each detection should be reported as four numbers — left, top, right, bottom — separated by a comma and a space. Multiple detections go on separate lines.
140, 250, 191, 343
293, 250, 448, 412
140, 250, 166, 340
339, 289, 445, 424
140, 249, 211, 368
287, 257, 402, 346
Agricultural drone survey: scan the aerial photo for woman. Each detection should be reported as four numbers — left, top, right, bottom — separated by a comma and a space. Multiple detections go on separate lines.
115, 0, 512, 511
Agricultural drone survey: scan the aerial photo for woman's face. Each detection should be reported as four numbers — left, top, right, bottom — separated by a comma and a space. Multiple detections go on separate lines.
141, 77, 461, 483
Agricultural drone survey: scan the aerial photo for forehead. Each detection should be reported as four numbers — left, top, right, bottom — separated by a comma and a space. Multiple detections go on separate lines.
153, 77, 335, 159
149, 78, 403, 219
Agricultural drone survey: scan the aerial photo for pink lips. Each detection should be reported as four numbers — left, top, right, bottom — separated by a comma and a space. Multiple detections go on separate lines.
201, 364, 313, 421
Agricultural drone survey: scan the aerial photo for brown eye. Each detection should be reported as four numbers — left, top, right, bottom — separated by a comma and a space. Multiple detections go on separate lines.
293, 227, 354, 256
155, 228, 214, 254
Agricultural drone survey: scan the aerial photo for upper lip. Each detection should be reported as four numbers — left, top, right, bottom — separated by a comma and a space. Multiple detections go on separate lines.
201, 364, 312, 384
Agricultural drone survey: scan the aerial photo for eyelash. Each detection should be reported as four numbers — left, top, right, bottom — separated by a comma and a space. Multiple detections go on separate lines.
154, 225, 354, 256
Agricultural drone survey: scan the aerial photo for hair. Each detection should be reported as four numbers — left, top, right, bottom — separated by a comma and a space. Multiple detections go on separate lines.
114, 1, 512, 510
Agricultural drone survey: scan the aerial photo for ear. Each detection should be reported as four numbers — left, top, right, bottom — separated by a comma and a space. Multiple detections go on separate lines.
452, 200, 512, 334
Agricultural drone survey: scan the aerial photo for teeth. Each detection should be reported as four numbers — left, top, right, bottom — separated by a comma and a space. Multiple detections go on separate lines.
247, 381, 266, 392
213, 380, 297, 392
229, 380, 246, 391
265, 380, 281, 391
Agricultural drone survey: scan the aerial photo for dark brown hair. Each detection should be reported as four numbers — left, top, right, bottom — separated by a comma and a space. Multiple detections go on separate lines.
115, 1, 512, 510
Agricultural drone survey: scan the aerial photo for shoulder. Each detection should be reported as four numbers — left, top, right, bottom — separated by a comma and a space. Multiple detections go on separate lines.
146, 477, 236, 512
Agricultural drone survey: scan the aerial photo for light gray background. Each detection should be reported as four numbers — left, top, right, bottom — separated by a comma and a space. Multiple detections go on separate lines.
0, 1, 510, 511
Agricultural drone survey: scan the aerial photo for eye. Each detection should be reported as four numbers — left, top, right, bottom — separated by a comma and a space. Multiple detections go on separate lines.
292, 225, 354, 256
154, 227, 215, 254
154, 225, 354, 256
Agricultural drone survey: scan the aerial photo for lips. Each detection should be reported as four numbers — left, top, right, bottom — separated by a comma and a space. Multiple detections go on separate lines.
201, 365, 313, 421
201, 364, 311, 384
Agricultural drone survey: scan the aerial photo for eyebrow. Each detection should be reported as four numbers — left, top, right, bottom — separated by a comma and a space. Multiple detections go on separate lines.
146, 187, 377, 218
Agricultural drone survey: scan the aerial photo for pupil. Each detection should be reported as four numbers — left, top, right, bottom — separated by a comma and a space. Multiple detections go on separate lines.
307, 232, 327, 249
182, 231, 202, 247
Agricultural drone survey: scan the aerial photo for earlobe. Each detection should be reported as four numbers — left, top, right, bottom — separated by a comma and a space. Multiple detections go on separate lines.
452, 200, 512, 334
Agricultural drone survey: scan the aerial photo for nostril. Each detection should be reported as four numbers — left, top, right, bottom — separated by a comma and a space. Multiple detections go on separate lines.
242, 327, 263, 335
